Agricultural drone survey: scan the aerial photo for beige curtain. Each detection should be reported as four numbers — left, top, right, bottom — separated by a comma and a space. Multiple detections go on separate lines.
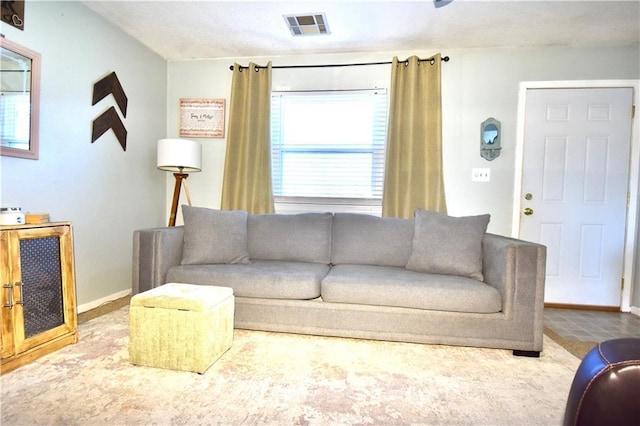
382, 54, 447, 219
221, 62, 275, 213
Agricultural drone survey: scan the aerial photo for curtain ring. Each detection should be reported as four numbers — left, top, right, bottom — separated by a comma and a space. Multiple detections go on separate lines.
430, 58, 435, 65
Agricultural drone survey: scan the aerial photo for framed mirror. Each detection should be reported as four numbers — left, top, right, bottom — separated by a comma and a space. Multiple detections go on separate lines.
480, 117, 501, 161
1, 38, 40, 160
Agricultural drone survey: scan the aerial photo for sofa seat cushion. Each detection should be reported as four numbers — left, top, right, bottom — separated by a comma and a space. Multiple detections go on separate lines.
166, 260, 328, 300
321, 265, 502, 314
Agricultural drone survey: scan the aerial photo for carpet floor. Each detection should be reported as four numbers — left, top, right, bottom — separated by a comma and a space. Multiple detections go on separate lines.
1, 306, 580, 425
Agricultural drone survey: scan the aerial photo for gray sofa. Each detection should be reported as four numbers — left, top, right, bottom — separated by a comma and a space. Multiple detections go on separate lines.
132, 206, 546, 355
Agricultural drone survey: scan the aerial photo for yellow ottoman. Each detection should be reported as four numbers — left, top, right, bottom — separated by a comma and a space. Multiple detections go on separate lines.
129, 283, 234, 373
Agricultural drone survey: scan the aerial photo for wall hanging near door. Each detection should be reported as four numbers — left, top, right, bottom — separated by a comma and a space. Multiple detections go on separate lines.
480, 117, 501, 161
91, 72, 128, 151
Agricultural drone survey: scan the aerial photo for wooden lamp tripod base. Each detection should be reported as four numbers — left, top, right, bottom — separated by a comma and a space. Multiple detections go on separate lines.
168, 172, 192, 226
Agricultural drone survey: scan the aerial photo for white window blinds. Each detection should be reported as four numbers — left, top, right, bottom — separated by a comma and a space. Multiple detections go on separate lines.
271, 89, 387, 201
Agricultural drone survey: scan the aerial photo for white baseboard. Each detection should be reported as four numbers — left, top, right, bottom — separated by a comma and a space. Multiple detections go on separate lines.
77, 289, 131, 314
631, 305, 640, 317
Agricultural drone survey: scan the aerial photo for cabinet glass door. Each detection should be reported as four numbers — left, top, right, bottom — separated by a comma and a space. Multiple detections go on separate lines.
9, 225, 76, 355
19, 236, 65, 338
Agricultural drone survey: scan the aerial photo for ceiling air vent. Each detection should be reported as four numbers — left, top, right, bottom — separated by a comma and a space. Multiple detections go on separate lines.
283, 13, 330, 36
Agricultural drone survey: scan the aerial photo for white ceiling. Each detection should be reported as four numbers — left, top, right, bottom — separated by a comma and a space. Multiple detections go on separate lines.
83, 1, 640, 61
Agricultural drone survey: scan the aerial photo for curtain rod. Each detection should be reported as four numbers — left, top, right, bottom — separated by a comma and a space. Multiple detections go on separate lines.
229, 55, 449, 71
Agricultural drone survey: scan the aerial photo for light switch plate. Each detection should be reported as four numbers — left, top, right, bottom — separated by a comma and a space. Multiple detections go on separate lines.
472, 168, 490, 182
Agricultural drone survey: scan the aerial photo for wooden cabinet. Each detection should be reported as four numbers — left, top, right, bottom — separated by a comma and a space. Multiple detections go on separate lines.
1, 222, 78, 374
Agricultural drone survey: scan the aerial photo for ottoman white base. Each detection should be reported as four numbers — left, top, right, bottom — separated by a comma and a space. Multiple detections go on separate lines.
129, 283, 234, 373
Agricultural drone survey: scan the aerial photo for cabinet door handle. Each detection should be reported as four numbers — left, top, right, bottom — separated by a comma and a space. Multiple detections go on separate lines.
14, 281, 23, 306
3, 283, 13, 310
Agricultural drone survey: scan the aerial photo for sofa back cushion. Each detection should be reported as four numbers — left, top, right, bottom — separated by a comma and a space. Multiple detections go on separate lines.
248, 212, 333, 264
331, 213, 414, 267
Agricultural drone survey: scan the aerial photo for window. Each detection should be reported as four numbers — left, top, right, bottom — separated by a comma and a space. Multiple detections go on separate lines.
271, 90, 387, 205
0, 93, 30, 149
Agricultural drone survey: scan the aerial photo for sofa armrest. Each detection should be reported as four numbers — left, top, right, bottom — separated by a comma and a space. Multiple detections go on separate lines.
482, 233, 547, 348
132, 226, 184, 294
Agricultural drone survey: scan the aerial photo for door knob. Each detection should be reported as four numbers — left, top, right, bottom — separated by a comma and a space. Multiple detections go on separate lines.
523, 207, 534, 216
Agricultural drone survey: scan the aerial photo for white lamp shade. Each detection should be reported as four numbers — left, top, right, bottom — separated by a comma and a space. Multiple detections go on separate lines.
157, 138, 202, 172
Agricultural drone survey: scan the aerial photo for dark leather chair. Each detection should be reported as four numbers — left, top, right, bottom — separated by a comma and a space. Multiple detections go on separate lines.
563, 338, 640, 426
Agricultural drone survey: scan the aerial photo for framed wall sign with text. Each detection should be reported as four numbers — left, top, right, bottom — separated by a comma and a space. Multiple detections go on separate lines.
179, 98, 225, 138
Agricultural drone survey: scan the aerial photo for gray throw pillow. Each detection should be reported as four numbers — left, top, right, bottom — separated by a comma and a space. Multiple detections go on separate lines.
181, 205, 250, 265
406, 209, 490, 281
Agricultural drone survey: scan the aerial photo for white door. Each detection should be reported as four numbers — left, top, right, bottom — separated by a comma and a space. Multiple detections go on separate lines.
519, 87, 633, 307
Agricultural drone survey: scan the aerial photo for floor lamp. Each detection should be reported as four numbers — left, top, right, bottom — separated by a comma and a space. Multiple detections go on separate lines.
157, 138, 202, 226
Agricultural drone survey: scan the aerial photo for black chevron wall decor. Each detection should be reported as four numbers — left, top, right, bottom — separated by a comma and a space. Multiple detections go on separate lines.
91, 72, 128, 151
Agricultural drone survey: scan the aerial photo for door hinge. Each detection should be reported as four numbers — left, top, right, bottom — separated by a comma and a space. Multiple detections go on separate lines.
632, 105, 636, 119
621, 277, 625, 290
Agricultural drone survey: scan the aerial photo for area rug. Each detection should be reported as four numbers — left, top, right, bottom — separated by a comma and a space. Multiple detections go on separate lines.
1, 307, 580, 425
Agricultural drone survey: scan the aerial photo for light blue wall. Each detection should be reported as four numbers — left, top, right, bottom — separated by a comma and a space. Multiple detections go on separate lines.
0, 2, 167, 308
